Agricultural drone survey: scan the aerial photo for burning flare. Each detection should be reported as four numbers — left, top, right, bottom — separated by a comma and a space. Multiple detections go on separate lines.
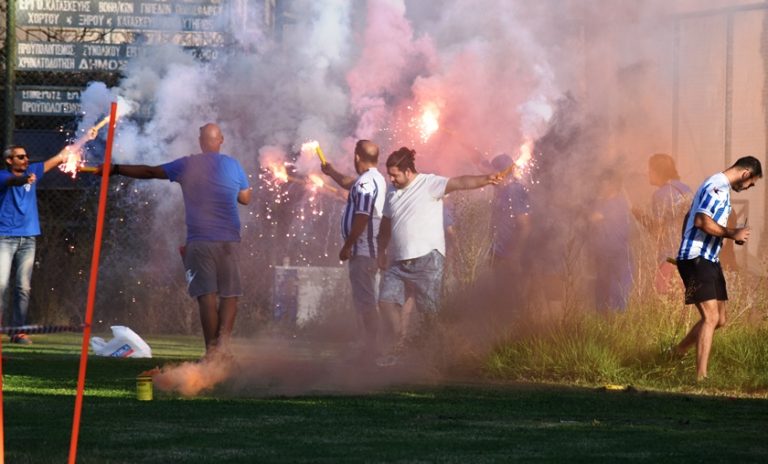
59, 147, 81, 179
416, 102, 440, 143
268, 162, 289, 183
59, 113, 121, 179
308, 174, 325, 189
498, 138, 535, 180
301, 140, 327, 165
514, 138, 534, 171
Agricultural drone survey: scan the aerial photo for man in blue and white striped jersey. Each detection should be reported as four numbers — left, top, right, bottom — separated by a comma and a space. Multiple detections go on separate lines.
673, 156, 762, 381
321, 140, 387, 356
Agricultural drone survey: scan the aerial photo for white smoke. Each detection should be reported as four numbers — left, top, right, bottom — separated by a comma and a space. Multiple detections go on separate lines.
72, 0, 738, 391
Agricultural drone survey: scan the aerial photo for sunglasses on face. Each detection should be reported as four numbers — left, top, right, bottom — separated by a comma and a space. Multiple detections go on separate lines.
11, 154, 28, 160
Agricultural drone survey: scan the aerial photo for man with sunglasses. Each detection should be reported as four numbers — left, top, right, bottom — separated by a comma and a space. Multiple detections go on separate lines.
0, 143, 81, 343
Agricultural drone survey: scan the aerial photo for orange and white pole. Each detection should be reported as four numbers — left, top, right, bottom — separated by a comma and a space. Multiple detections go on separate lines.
68, 101, 118, 464
0, 336, 5, 464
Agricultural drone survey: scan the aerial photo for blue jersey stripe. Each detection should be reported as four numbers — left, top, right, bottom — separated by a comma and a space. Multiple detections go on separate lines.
340, 168, 385, 258
678, 173, 730, 262
366, 181, 379, 258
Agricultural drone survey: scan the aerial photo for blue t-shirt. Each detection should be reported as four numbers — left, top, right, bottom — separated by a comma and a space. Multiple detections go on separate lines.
651, 179, 692, 262
0, 162, 45, 236
161, 153, 249, 242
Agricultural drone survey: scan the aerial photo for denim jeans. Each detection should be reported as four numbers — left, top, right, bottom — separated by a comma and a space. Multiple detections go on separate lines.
379, 249, 445, 313
0, 236, 36, 327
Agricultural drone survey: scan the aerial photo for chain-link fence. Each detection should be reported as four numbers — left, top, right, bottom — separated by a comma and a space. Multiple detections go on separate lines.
1, 1, 339, 336
673, 5, 768, 267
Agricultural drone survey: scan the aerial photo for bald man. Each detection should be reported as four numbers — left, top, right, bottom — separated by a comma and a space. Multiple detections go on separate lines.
321, 140, 386, 359
98, 123, 251, 357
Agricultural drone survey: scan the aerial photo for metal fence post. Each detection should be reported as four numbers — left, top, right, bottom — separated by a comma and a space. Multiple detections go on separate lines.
3, 0, 16, 147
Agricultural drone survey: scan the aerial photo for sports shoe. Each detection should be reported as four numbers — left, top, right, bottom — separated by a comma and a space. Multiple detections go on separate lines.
10, 333, 32, 345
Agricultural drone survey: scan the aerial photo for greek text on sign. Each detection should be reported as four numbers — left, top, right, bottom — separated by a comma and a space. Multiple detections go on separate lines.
14, 86, 82, 116
16, 41, 220, 71
16, 0, 225, 32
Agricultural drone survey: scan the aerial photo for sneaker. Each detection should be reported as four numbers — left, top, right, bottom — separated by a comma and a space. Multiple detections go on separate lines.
10, 333, 32, 345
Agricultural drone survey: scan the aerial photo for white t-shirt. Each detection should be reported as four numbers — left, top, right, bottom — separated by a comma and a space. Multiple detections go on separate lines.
383, 173, 449, 261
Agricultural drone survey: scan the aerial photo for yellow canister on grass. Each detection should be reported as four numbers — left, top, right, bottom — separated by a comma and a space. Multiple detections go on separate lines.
137, 375, 153, 401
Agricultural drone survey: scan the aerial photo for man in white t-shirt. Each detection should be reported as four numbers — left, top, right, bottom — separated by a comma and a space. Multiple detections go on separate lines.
376, 146, 502, 362
321, 140, 387, 357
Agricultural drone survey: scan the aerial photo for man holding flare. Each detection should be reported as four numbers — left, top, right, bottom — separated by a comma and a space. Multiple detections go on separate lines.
376, 146, 504, 364
0, 128, 97, 343
320, 140, 387, 359
95, 123, 251, 357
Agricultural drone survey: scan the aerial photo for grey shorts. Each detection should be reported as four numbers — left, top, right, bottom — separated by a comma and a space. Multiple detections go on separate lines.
183, 241, 242, 298
348, 255, 379, 313
379, 249, 444, 313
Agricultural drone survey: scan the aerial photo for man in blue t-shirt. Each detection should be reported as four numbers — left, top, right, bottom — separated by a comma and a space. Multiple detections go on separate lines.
0, 143, 82, 343
632, 153, 693, 294
100, 123, 251, 356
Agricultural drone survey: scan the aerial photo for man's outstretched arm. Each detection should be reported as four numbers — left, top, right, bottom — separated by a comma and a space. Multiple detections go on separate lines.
100, 164, 168, 179
445, 172, 503, 194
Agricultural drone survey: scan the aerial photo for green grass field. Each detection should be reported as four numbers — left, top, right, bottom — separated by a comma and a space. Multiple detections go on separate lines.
1, 334, 767, 463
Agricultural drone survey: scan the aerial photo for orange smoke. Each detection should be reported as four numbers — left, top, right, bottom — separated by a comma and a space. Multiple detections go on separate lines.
153, 352, 235, 397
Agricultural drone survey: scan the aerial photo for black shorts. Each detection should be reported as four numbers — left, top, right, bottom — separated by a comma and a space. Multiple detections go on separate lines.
677, 257, 728, 305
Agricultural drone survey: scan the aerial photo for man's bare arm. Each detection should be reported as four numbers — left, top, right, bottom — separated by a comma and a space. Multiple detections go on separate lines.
377, 216, 392, 269
320, 162, 356, 190
104, 164, 168, 179
238, 188, 252, 205
43, 150, 67, 174
445, 173, 502, 194
694, 212, 749, 242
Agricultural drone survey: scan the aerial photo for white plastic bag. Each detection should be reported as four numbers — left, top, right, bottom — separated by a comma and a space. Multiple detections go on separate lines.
90, 326, 152, 358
